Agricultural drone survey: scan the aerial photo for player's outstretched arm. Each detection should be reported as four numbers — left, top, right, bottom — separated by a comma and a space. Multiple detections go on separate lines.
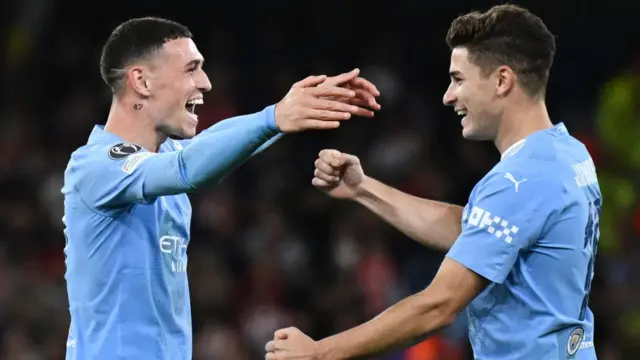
265, 258, 486, 360
182, 69, 381, 155
313, 149, 463, 251
72, 76, 379, 210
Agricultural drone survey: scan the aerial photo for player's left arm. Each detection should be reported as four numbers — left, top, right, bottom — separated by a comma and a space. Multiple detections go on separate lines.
178, 113, 284, 155
267, 165, 559, 360
179, 69, 380, 155
311, 258, 486, 359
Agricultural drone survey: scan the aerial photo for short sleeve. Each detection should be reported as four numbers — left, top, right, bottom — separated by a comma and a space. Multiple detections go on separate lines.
446, 167, 559, 283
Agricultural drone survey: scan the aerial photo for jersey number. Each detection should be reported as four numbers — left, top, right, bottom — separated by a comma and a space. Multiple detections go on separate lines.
580, 198, 601, 321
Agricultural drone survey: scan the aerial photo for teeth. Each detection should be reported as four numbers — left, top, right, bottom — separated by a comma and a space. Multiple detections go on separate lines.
457, 111, 467, 116
187, 98, 203, 105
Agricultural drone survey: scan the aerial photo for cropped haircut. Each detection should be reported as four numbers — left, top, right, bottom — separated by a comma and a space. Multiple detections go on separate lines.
100, 17, 192, 93
446, 4, 556, 98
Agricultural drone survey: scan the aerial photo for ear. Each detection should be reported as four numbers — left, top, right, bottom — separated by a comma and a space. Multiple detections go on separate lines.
127, 66, 152, 97
495, 65, 516, 97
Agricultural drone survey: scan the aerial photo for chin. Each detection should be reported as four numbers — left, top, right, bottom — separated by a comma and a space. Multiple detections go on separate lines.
461, 126, 488, 141
180, 127, 197, 139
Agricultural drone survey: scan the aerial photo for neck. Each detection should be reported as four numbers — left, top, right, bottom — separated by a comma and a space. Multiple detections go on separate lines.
495, 97, 553, 155
104, 95, 166, 152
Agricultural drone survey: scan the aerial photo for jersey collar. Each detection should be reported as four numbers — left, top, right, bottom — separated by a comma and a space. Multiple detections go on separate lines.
87, 125, 124, 145
501, 139, 526, 160
499, 123, 568, 161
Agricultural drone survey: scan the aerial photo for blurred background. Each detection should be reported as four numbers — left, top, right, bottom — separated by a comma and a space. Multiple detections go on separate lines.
1, 0, 639, 359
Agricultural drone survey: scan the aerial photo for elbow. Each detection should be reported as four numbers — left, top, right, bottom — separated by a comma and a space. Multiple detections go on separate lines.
415, 292, 459, 334
426, 304, 457, 331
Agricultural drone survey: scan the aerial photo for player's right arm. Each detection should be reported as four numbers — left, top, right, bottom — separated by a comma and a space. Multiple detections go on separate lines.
71, 78, 370, 212
178, 69, 381, 154
312, 149, 463, 252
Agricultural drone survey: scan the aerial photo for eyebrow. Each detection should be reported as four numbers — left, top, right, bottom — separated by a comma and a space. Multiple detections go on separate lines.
449, 70, 462, 78
185, 59, 204, 70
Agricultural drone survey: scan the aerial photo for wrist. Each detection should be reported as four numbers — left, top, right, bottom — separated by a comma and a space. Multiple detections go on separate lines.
315, 338, 341, 360
352, 175, 374, 202
271, 103, 284, 133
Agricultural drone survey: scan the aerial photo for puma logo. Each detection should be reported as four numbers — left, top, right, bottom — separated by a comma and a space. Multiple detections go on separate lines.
504, 172, 527, 193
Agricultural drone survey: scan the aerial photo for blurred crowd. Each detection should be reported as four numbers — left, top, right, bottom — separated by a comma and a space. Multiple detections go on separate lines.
1, 1, 639, 359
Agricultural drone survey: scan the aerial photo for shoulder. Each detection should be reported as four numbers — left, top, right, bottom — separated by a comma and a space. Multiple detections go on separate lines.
473, 154, 565, 206
65, 142, 150, 186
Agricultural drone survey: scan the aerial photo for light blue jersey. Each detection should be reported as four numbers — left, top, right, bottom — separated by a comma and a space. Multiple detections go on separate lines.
62, 106, 281, 359
447, 123, 600, 360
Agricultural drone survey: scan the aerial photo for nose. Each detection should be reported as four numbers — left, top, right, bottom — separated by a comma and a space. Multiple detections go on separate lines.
443, 85, 456, 106
197, 71, 212, 93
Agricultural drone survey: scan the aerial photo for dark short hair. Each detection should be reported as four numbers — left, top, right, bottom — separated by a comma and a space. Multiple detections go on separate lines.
100, 17, 192, 92
446, 4, 556, 98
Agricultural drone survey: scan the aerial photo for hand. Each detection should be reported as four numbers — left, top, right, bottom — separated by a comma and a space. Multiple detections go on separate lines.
312, 149, 365, 200
265, 327, 322, 360
275, 75, 362, 133
320, 68, 381, 118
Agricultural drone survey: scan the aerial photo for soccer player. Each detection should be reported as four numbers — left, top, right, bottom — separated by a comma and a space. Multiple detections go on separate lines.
266, 5, 601, 360
61, 17, 380, 360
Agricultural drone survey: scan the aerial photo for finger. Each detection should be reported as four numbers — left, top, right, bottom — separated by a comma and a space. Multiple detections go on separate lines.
322, 68, 360, 86
345, 103, 375, 118
293, 75, 328, 88
314, 158, 340, 175
304, 109, 352, 121
314, 168, 339, 183
348, 97, 378, 110
274, 327, 296, 340
352, 89, 381, 110
265, 352, 277, 360
319, 149, 342, 160
350, 77, 380, 96
323, 151, 356, 167
312, 177, 333, 188
300, 120, 341, 130
266, 340, 286, 351
307, 86, 355, 99
266, 340, 276, 352
307, 98, 359, 113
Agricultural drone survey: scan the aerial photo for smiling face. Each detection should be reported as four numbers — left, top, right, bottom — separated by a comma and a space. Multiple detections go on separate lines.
142, 38, 211, 139
442, 47, 504, 141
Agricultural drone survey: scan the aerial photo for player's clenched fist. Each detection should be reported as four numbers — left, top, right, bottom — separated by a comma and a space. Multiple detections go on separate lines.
265, 327, 319, 360
274, 75, 375, 133
312, 149, 365, 199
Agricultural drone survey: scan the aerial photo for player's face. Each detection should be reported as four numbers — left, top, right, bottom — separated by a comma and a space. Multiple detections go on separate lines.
147, 38, 212, 139
443, 48, 502, 141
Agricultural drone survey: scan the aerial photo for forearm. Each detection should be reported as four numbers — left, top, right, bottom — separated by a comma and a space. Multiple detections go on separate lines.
317, 291, 454, 360
192, 105, 284, 155
354, 176, 463, 251
143, 106, 278, 197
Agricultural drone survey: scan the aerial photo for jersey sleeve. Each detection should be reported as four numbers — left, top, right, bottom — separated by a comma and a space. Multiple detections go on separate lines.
70, 106, 279, 213
446, 166, 560, 283
177, 105, 284, 154
70, 145, 186, 212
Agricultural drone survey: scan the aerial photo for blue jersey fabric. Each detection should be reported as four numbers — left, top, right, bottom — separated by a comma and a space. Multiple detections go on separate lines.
62, 106, 281, 359
447, 123, 601, 360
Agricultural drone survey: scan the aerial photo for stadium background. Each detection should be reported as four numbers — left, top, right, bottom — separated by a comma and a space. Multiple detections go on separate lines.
1, 0, 639, 359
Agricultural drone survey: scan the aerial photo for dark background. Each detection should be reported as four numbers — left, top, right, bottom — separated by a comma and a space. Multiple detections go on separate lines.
1, 0, 639, 359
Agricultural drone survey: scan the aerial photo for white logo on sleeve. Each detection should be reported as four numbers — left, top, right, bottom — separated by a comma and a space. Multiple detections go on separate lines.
122, 152, 155, 174
467, 206, 519, 243
504, 172, 527, 192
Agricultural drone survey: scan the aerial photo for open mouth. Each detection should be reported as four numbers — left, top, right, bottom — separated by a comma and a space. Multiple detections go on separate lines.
455, 108, 467, 117
185, 98, 203, 116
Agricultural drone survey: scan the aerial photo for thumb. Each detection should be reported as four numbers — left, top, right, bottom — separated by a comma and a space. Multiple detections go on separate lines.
292, 75, 328, 88
334, 153, 359, 167
274, 328, 293, 340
